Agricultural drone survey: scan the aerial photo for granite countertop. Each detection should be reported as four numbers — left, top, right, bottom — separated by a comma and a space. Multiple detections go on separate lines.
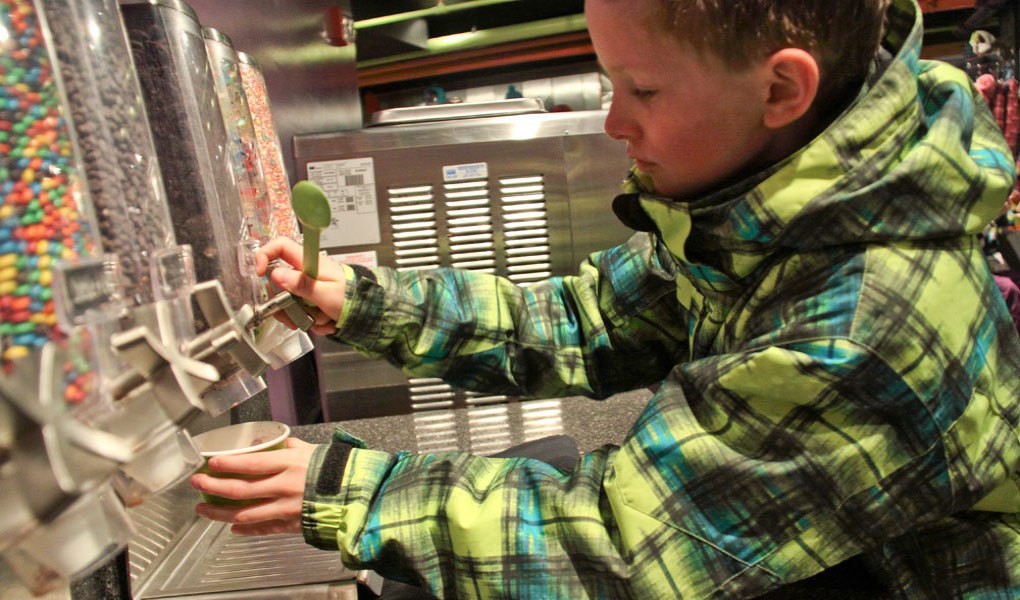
293, 389, 653, 455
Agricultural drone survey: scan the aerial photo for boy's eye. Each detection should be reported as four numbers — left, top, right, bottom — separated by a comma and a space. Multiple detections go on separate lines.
632, 88, 657, 100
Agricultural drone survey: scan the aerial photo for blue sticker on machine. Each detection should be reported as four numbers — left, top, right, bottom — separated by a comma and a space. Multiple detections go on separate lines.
443, 162, 489, 182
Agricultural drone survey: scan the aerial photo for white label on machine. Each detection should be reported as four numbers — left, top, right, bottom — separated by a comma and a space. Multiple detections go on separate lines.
442, 162, 488, 182
329, 250, 378, 269
306, 157, 381, 246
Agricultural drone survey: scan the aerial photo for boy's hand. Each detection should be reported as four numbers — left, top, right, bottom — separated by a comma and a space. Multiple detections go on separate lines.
256, 237, 346, 335
190, 437, 318, 536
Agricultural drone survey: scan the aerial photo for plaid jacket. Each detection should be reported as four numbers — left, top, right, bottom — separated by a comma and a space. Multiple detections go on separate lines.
302, 1, 1020, 597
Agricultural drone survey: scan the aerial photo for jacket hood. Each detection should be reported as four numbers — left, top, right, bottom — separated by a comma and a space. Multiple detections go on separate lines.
614, 0, 1016, 285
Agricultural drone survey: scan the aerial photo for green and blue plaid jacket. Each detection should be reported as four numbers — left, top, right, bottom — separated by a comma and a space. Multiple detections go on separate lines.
303, 1, 1020, 597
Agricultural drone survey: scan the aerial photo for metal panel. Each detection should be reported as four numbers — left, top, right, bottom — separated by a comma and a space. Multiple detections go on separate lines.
293, 110, 632, 422
369, 97, 546, 126
322, 136, 572, 270
128, 484, 356, 599
185, 0, 362, 182
295, 109, 611, 155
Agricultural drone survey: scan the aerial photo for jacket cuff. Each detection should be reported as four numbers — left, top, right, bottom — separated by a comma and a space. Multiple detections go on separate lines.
301, 429, 397, 554
302, 440, 354, 551
330, 264, 388, 351
333, 263, 357, 330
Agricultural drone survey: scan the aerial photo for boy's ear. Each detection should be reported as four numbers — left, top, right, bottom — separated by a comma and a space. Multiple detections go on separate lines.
762, 48, 820, 129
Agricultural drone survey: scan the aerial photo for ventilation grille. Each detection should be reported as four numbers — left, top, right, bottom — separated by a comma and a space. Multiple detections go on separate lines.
446, 180, 496, 273
500, 175, 551, 285
388, 174, 561, 453
467, 404, 511, 455
521, 399, 565, 442
389, 184, 439, 271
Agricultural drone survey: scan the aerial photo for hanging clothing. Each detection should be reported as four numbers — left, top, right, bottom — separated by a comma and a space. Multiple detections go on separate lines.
301, 0, 1020, 597
1005, 78, 1019, 157
976, 72, 999, 106
994, 80, 1008, 132
994, 274, 1020, 336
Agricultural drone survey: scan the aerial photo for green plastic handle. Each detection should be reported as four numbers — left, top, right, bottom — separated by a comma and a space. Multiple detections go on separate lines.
290, 180, 331, 279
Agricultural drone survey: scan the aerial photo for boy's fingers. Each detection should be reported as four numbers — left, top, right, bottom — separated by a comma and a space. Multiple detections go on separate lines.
191, 474, 268, 501
205, 447, 299, 475
192, 471, 303, 503
194, 499, 274, 522
310, 322, 338, 336
256, 238, 305, 275
228, 500, 302, 525
270, 267, 310, 297
285, 437, 312, 449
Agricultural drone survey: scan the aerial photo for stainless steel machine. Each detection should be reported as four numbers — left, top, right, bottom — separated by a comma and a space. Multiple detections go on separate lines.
1, 0, 635, 595
293, 104, 634, 422
0, 0, 360, 597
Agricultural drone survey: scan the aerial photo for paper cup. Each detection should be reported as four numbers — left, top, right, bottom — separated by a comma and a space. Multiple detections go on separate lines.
192, 421, 290, 506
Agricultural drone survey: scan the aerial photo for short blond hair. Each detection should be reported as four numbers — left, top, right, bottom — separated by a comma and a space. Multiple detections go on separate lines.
651, 0, 892, 105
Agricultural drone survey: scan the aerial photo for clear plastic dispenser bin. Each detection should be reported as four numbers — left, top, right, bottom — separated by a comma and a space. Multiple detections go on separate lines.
236, 53, 313, 366
35, 0, 176, 309
4, 483, 134, 593
0, 345, 135, 596
119, 0, 252, 313
203, 27, 275, 248
51, 255, 203, 507
238, 51, 300, 241
121, 0, 266, 408
0, 0, 100, 373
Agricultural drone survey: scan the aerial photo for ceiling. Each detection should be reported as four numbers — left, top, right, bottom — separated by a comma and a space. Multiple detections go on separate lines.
348, 1, 999, 72
350, 0, 585, 62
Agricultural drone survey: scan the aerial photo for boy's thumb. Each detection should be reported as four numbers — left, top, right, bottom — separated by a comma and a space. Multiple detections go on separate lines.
271, 268, 304, 295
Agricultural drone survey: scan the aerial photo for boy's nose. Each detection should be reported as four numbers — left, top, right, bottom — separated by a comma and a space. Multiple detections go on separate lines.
603, 101, 635, 141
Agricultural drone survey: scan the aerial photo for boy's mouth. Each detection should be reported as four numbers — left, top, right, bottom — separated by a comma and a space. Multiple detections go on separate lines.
632, 157, 654, 172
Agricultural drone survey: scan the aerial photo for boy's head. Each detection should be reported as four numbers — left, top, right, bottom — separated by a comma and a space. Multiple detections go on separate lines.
647, 0, 890, 110
588, 0, 890, 199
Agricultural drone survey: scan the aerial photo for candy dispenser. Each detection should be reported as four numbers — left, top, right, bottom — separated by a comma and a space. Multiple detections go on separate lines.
4, 0, 223, 525
120, 0, 268, 409
0, 0, 99, 370
0, 344, 136, 595
1, 2, 209, 568
235, 52, 312, 366
237, 51, 299, 241
50, 254, 205, 507
203, 31, 315, 368
119, 0, 252, 314
35, 0, 175, 310
203, 27, 275, 248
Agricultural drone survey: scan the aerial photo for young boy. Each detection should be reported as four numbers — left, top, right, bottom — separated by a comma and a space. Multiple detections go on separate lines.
192, 0, 1020, 597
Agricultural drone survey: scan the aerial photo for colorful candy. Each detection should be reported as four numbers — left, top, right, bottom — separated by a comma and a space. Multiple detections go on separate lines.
204, 28, 275, 246
57, 327, 97, 404
238, 53, 299, 241
1, 0, 95, 372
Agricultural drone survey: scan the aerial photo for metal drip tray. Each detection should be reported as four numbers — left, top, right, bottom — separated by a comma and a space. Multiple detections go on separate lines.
368, 97, 546, 126
128, 484, 356, 599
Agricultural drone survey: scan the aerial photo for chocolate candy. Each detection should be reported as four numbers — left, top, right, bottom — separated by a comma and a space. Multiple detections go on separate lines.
36, 0, 175, 307
121, 0, 253, 311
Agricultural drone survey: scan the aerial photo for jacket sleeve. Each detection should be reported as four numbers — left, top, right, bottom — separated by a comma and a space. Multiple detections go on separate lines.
301, 335, 976, 598
328, 231, 689, 399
